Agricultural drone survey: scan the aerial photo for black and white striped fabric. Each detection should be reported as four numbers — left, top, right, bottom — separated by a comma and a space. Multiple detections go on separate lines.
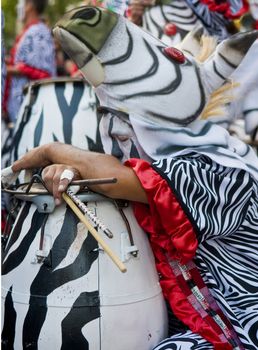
153, 330, 214, 349
151, 154, 258, 349
100, 113, 258, 349
127, 113, 258, 181
184, 0, 231, 39
143, 0, 240, 43
142, 0, 201, 46
225, 39, 258, 137
53, 7, 258, 348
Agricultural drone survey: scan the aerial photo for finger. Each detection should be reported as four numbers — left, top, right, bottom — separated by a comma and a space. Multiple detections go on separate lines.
12, 146, 49, 172
59, 169, 75, 190
52, 172, 64, 205
42, 166, 56, 194
58, 178, 70, 193
54, 169, 75, 205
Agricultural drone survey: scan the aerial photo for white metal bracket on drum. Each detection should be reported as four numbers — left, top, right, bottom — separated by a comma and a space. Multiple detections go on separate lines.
31, 249, 49, 264
120, 232, 138, 262
15, 193, 111, 214
15, 194, 55, 213
31, 234, 52, 264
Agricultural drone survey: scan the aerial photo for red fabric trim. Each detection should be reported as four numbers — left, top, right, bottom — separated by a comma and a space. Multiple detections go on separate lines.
175, 262, 242, 347
16, 62, 51, 80
200, 0, 249, 19
125, 158, 198, 264
172, 267, 229, 341
125, 158, 234, 350
255, 20, 258, 30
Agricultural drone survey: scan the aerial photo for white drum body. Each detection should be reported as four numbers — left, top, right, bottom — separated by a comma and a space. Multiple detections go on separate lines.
1, 120, 14, 170
8, 78, 103, 167
1, 194, 168, 349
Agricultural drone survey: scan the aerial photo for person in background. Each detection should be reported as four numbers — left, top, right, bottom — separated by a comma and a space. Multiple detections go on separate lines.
1, 10, 8, 233
128, 0, 247, 40
1, 11, 6, 101
3, 0, 56, 124
55, 39, 80, 77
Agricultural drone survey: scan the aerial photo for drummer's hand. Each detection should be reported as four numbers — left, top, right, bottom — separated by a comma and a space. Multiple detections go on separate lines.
12, 144, 51, 173
42, 164, 81, 206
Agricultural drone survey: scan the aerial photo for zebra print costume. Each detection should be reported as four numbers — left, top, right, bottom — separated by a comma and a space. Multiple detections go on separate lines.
152, 154, 258, 348
225, 40, 258, 137
184, 0, 246, 39
142, 0, 202, 46
100, 113, 258, 350
142, 0, 246, 45
53, 6, 258, 349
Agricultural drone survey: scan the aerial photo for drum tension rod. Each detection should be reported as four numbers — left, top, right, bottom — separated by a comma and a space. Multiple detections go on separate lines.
25, 173, 50, 194
34, 213, 51, 265
115, 200, 139, 258
1, 199, 20, 251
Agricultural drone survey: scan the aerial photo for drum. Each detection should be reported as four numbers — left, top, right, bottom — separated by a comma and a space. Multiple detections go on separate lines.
1, 121, 14, 170
8, 77, 103, 169
1, 192, 168, 349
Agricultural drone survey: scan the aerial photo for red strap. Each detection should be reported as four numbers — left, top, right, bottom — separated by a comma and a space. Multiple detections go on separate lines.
16, 62, 51, 80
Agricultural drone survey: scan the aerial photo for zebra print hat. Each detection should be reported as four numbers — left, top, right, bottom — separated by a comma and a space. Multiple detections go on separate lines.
53, 6, 258, 180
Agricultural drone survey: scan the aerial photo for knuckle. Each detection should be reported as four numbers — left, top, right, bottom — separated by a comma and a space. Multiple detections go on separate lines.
53, 174, 61, 184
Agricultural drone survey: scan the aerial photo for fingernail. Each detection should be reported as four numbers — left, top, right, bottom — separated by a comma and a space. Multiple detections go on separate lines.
58, 185, 65, 191
55, 198, 61, 206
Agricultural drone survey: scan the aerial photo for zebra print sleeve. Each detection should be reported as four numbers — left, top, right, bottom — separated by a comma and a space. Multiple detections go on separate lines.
152, 154, 254, 244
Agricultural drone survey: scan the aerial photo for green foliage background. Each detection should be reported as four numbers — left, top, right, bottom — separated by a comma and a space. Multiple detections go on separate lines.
2, 0, 81, 49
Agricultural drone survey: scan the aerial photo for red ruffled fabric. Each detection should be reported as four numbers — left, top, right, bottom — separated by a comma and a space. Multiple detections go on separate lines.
125, 158, 198, 264
125, 158, 234, 350
200, 0, 249, 19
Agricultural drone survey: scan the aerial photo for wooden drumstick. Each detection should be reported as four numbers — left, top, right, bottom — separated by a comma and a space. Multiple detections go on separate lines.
62, 192, 127, 273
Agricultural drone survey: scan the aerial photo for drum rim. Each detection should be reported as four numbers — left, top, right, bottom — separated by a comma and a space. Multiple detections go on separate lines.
23, 77, 87, 94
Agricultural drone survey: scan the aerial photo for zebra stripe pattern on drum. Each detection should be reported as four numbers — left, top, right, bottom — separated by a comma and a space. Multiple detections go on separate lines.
7, 80, 103, 167
1, 197, 167, 349
1, 204, 100, 349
